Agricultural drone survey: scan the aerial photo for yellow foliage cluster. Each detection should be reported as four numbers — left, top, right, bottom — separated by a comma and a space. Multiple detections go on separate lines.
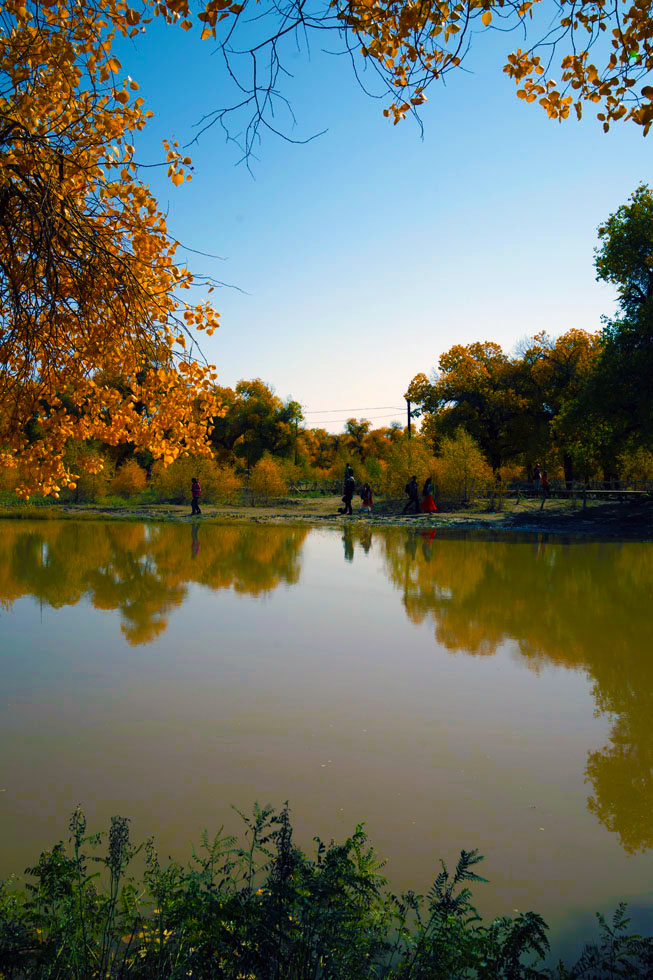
618, 447, 653, 483
0, 0, 223, 499
153, 455, 242, 504
379, 438, 435, 497
432, 429, 493, 503
0, 466, 18, 493
63, 447, 112, 502
343, 0, 653, 132
248, 456, 287, 502
110, 460, 147, 497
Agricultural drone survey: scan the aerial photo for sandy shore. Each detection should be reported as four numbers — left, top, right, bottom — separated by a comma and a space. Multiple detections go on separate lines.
3, 495, 652, 539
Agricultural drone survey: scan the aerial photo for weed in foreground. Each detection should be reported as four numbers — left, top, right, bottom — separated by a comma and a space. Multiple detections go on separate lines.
0, 805, 651, 979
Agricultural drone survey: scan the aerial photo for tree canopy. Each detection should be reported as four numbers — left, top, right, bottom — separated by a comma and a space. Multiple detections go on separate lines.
0, 0, 223, 497
3, 0, 653, 496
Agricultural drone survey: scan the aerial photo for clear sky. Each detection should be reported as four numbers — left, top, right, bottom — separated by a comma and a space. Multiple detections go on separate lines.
115, 14, 650, 432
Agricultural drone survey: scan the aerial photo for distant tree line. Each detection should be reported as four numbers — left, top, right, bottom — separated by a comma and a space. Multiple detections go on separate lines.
2, 186, 652, 503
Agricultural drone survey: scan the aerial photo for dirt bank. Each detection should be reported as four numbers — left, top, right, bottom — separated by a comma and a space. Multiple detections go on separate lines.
2, 495, 652, 539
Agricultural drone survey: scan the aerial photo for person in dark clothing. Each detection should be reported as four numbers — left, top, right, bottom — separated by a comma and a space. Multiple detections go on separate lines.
342, 524, 354, 561
402, 475, 420, 514
340, 467, 355, 515
191, 477, 202, 516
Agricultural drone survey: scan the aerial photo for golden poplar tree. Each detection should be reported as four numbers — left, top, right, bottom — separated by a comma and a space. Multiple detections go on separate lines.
0, 0, 221, 497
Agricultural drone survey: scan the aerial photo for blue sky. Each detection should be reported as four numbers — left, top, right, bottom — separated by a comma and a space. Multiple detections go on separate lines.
115, 13, 650, 431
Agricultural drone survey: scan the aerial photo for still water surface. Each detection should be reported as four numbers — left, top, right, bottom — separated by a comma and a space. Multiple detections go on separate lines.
1, 520, 652, 957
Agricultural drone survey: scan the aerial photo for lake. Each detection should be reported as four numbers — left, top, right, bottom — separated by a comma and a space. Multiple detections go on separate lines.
1, 519, 652, 960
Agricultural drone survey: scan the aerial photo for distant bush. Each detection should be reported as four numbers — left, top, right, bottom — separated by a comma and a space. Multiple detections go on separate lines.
248, 455, 287, 502
0, 466, 18, 494
433, 429, 493, 505
153, 456, 242, 504
110, 459, 146, 498
618, 446, 653, 484
63, 446, 111, 503
380, 437, 436, 498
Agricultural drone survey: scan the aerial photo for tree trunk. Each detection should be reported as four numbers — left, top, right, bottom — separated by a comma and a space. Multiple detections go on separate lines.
563, 453, 574, 489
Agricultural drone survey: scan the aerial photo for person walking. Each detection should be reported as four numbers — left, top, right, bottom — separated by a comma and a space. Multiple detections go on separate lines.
539, 469, 549, 510
402, 475, 420, 514
339, 465, 355, 515
421, 476, 438, 513
532, 464, 541, 492
360, 482, 373, 514
191, 477, 202, 516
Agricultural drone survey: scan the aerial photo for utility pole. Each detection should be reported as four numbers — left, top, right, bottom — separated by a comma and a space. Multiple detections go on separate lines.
406, 398, 412, 437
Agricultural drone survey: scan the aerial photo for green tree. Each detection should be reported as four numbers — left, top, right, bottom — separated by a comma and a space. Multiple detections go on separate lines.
209, 380, 300, 471
520, 330, 599, 485
589, 184, 653, 452
407, 343, 529, 471
434, 428, 493, 505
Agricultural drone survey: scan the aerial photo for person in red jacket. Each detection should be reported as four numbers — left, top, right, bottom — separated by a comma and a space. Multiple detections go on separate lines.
191, 477, 202, 516
360, 482, 373, 514
421, 476, 438, 513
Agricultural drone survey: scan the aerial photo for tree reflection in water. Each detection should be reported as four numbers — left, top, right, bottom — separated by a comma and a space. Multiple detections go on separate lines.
0, 522, 308, 646
1, 521, 651, 855
348, 526, 653, 857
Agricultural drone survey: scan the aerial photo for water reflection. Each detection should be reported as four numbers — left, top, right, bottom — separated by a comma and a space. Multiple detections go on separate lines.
1, 520, 652, 857
0, 522, 308, 645
369, 526, 653, 855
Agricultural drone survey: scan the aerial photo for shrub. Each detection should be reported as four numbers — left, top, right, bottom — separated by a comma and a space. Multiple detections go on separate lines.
1, 806, 652, 980
279, 458, 305, 487
248, 455, 287, 502
618, 446, 653, 484
63, 446, 111, 503
0, 466, 18, 494
110, 460, 146, 498
433, 428, 493, 505
381, 436, 436, 498
153, 456, 242, 504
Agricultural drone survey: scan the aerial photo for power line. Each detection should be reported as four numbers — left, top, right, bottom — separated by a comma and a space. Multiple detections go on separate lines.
306, 412, 404, 426
303, 405, 404, 415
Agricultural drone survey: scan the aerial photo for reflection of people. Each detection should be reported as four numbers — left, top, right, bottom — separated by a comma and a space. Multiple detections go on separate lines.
191, 523, 200, 558
404, 530, 418, 560
191, 477, 202, 516
360, 482, 373, 514
421, 477, 438, 514
360, 529, 373, 553
342, 524, 354, 562
339, 466, 355, 516
420, 528, 437, 560
402, 475, 420, 514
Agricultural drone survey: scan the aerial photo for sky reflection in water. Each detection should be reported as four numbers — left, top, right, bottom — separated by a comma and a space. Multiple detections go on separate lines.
1, 520, 652, 955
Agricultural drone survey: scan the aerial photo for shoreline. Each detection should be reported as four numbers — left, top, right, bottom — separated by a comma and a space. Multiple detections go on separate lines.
1, 496, 652, 539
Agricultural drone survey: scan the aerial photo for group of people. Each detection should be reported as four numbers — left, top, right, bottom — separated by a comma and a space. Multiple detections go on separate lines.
190, 469, 440, 518
338, 467, 438, 517
402, 474, 438, 514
